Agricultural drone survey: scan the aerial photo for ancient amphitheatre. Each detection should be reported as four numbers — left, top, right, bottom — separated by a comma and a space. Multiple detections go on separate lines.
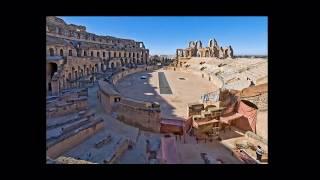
46, 16, 268, 164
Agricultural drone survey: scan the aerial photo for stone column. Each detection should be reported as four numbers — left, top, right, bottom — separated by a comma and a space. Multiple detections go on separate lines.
97, 63, 101, 72
51, 80, 59, 96
142, 51, 145, 62
176, 49, 179, 60
46, 81, 49, 92
146, 50, 149, 64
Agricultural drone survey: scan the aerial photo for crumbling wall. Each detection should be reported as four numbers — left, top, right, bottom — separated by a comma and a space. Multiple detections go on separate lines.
98, 90, 113, 113
219, 89, 239, 114
188, 104, 204, 117
54, 156, 96, 164
96, 66, 161, 132
111, 67, 146, 85
46, 98, 88, 118
160, 124, 183, 134
113, 100, 161, 132
103, 138, 129, 164
47, 120, 104, 159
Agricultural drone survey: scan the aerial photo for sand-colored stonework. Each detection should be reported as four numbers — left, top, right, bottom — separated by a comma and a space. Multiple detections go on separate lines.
46, 17, 267, 164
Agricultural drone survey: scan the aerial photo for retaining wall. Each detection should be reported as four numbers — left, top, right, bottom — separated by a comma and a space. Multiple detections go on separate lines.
47, 120, 104, 159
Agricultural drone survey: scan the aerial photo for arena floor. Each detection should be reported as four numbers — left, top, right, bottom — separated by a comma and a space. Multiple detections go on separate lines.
116, 68, 218, 120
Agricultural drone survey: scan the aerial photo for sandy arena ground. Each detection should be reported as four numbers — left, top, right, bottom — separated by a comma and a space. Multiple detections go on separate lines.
116, 68, 218, 120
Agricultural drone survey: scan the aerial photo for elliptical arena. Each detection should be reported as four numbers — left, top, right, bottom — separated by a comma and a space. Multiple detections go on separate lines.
46, 16, 268, 164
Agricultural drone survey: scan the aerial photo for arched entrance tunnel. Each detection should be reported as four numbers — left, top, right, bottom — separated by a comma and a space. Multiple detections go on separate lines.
47, 62, 58, 92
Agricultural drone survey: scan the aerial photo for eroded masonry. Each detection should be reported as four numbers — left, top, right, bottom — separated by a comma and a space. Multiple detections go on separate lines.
47, 16, 268, 164
176, 39, 233, 59
46, 16, 149, 95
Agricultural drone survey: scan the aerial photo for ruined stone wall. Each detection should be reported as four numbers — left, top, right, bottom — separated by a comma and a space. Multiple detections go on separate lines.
160, 124, 183, 134
51, 80, 60, 95
97, 65, 161, 132
98, 90, 113, 113
177, 39, 234, 59
111, 67, 146, 85
110, 65, 158, 85
46, 16, 151, 95
113, 100, 161, 132
104, 138, 129, 164
53, 156, 97, 164
47, 120, 104, 159
46, 16, 149, 63
46, 99, 88, 118
256, 110, 268, 140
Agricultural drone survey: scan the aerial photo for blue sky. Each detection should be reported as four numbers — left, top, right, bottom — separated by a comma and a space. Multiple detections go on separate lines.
59, 16, 268, 56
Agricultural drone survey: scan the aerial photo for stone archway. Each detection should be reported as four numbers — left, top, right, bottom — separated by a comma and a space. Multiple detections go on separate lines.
205, 50, 209, 57
224, 49, 229, 58
49, 48, 54, 56
101, 64, 104, 72
71, 67, 75, 79
47, 62, 58, 91
86, 68, 89, 75
95, 64, 98, 72
47, 62, 58, 79
80, 69, 83, 77
75, 71, 78, 80
120, 59, 124, 66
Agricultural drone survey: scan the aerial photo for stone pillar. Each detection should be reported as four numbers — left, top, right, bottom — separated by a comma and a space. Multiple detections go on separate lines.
51, 80, 59, 96
219, 47, 224, 59
176, 49, 179, 60
98, 63, 101, 72
46, 81, 49, 92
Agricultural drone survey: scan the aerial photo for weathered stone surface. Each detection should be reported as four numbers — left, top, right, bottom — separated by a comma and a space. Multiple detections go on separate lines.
176, 38, 234, 59
46, 16, 150, 95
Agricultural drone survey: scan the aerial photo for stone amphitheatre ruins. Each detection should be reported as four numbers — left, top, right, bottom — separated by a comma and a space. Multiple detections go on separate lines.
46, 16, 268, 164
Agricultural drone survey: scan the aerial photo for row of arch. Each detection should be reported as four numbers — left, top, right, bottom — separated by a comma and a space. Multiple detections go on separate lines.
57, 64, 98, 80
49, 26, 136, 46
47, 55, 149, 92
48, 47, 148, 60
108, 58, 146, 68
62, 58, 147, 81
47, 62, 103, 92
177, 47, 229, 58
